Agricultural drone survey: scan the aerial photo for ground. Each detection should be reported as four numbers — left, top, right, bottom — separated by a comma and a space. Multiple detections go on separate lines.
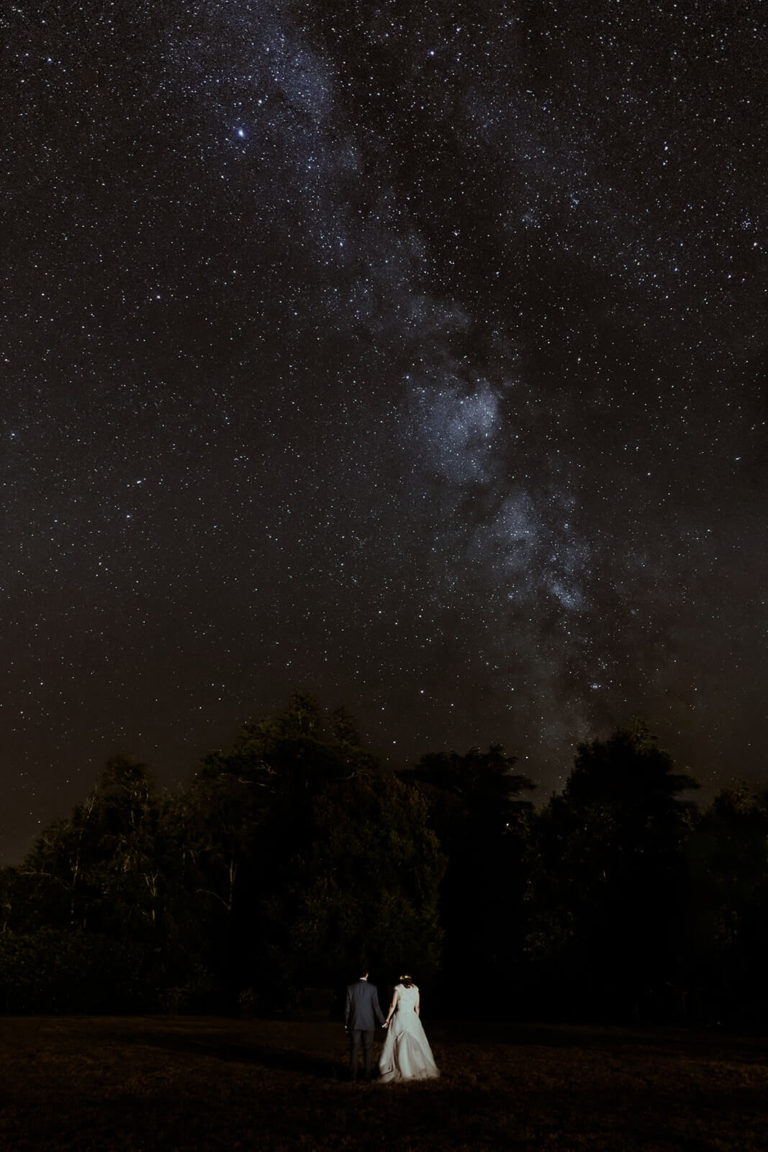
0, 1015, 765, 1150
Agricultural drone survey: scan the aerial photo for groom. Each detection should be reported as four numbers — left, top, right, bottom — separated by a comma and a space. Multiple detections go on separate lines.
344, 968, 385, 1081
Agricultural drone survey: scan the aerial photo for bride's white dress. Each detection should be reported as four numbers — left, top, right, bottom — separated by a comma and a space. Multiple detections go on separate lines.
378, 984, 439, 1082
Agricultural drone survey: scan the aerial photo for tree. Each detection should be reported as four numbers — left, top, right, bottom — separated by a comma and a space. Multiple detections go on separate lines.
401, 745, 535, 1009
685, 784, 768, 1024
20, 757, 165, 937
526, 722, 699, 1020
162, 754, 274, 1006
262, 771, 444, 991
5, 757, 174, 1010
181, 695, 445, 1007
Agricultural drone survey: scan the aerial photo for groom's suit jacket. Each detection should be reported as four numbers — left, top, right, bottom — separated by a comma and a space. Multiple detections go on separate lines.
345, 978, 384, 1031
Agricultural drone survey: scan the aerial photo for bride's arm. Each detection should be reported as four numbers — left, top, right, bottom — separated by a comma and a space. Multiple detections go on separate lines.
384, 988, 399, 1027
415, 990, 420, 1016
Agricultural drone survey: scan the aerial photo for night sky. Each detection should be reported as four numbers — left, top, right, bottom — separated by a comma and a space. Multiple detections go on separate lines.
3, 1, 766, 863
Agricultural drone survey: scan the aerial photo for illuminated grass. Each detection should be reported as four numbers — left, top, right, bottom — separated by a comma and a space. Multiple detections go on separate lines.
0, 1016, 764, 1150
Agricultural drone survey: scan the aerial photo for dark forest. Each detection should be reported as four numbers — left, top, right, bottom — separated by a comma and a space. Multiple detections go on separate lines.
1, 694, 765, 1028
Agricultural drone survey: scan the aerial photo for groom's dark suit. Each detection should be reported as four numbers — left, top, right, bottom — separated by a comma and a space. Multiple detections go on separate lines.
345, 976, 384, 1080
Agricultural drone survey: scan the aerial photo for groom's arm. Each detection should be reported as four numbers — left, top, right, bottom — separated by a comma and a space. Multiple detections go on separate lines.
372, 986, 385, 1025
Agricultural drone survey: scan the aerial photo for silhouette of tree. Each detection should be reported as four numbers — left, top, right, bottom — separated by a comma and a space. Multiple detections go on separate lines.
181, 695, 444, 1005
4, 758, 172, 1010
401, 745, 535, 1009
16, 705, 766, 1025
686, 784, 768, 1025
20, 757, 165, 937
527, 722, 698, 1020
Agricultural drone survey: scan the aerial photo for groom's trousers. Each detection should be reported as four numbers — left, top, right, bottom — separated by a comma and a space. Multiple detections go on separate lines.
349, 1028, 374, 1080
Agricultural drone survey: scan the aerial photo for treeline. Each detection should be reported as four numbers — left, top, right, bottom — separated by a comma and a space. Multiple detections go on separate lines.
1, 695, 767, 1026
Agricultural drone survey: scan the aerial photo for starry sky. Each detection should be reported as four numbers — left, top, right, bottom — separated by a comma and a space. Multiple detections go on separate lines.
3, 0, 766, 862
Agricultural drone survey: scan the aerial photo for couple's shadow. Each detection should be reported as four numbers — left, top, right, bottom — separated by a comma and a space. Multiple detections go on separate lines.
118, 1027, 344, 1080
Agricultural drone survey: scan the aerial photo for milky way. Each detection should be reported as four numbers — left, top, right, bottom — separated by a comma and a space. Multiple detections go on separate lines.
2, 0, 766, 860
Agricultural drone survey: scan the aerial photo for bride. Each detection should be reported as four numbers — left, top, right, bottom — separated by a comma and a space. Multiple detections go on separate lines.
378, 974, 439, 1082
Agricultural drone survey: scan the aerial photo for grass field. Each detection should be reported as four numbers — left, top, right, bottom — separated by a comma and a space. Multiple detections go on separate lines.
0, 1014, 765, 1151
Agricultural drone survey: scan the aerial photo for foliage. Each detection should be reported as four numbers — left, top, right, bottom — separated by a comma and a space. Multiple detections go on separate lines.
0, 927, 152, 1013
400, 745, 535, 1009
196, 694, 445, 999
17, 756, 167, 938
684, 784, 768, 1024
4, 701, 768, 1026
525, 722, 699, 1019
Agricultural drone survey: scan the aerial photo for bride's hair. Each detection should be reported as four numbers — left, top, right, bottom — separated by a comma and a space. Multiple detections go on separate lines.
399, 974, 414, 987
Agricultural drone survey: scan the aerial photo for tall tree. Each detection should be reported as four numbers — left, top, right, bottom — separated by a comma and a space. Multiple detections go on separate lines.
527, 722, 699, 1020
5, 757, 171, 1011
685, 785, 768, 1024
401, 745, 535, 1009
20, 756, 165, 937
185, 695, 445, 1005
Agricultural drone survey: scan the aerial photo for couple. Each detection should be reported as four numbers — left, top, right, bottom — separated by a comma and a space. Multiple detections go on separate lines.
345, 969, 439, 1083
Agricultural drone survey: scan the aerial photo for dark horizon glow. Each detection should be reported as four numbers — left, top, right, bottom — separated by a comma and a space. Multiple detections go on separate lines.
2, 1, 766, 863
